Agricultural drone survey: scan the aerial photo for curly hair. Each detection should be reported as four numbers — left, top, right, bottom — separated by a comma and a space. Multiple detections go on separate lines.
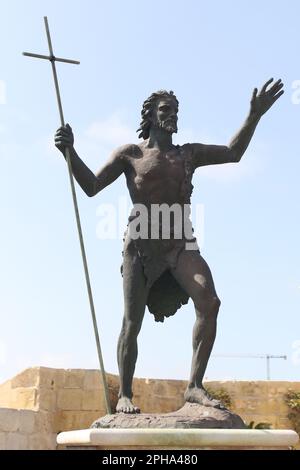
137, 90, 179, 140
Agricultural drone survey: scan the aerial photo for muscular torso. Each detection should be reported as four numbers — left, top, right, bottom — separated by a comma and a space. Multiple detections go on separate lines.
124, 143, 189, 207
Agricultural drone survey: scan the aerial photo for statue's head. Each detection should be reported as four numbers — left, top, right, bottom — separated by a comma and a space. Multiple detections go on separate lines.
137, 90, 179, 140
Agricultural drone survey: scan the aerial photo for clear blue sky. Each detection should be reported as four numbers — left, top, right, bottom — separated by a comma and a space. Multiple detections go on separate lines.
0, 0, 299, 384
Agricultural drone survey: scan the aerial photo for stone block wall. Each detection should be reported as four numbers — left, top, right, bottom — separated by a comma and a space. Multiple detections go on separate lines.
0, 367, 299, 449
0, 408, 56, 450
206, 380, 300, 431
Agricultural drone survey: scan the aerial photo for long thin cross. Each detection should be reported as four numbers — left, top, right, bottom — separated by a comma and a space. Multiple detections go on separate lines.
23, 16, 111, 415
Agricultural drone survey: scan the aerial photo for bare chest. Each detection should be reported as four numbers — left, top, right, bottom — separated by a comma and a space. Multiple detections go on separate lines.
131, 148, 185, 184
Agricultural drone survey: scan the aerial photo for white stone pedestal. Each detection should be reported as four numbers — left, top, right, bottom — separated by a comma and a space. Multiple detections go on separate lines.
57, 428, 299, 450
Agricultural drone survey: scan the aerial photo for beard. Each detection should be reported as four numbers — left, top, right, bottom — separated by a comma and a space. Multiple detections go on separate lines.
158, 119, 178, 134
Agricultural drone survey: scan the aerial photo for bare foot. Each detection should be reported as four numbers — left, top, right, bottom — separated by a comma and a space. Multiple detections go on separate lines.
116, 396, 140, 414
184, 387, 225, 409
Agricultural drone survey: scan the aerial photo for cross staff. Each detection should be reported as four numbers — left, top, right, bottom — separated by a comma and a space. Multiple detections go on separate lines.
23, 16, 111, 415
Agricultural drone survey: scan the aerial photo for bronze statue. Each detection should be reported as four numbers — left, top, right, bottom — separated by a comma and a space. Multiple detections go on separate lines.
55, 79, 284, 414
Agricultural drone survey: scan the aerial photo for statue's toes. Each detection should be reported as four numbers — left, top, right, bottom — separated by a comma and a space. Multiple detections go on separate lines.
212, 399, 225, 409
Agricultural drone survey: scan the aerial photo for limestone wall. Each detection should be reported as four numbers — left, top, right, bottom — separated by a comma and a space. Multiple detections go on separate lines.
0, 408, 56, 450
0, 367, 299, 449
208, 380, 300, 431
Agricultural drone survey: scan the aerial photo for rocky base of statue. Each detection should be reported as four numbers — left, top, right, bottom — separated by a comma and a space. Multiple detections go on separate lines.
91, 402, 246, 429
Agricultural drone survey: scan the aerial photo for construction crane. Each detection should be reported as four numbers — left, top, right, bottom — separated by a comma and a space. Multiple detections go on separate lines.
212, 354, 287, 380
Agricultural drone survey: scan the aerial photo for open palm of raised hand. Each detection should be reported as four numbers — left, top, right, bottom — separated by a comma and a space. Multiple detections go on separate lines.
250, 78, 284, 117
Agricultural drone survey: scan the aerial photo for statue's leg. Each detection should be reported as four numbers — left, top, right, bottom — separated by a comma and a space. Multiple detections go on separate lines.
171, 249, 223, 408
116, 239, 148, 414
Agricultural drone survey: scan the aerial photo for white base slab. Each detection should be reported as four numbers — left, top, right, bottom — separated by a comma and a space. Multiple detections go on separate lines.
57, 428, 299, 450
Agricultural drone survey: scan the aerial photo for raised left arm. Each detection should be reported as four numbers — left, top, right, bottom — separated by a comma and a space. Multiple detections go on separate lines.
192, 78, 284, 168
